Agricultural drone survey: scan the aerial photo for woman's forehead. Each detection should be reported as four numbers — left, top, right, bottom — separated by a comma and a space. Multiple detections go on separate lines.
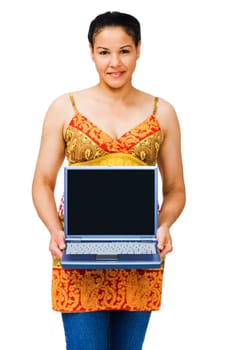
93, 27, 134, 46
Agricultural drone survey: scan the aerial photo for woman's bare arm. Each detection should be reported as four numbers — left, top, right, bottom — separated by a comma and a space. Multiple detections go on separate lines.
32, 94, 71, 258
157, 100, 186, 257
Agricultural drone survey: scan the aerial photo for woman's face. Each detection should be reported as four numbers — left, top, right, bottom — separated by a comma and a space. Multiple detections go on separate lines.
90, 26, 141, 89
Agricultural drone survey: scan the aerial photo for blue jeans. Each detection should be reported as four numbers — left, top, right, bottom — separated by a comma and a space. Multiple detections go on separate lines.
62, 310, 151, 350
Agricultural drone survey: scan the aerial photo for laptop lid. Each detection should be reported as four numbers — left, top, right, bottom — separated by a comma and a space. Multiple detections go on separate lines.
64, 165, 158, 240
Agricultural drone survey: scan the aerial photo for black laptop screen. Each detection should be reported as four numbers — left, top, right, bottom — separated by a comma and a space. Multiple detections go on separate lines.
64, 167, 158, 235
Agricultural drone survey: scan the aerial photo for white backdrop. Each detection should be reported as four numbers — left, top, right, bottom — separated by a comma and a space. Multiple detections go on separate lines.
0, 0, 225, 349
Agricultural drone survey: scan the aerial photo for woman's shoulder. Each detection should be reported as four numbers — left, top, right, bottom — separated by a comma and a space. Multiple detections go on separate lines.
43, 92, 76, 128
137, 90, 176, 117
158, 96, 176, 114
156, 96, 180, 134
46, 93, 72, 115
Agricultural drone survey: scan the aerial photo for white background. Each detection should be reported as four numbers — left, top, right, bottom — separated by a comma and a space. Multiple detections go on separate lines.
0, 0, 225, 349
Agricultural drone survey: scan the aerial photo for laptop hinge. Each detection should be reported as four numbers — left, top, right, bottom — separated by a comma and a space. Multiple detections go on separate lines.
66, 236, 156, 242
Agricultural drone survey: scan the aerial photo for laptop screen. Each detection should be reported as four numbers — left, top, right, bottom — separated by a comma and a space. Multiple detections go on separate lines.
64, 166, 158, 236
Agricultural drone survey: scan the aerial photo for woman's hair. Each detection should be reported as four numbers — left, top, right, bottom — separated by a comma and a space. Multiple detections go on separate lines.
88, 11, 141, 48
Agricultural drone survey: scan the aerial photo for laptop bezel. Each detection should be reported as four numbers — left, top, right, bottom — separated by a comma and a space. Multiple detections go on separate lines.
63, 165, 158, 241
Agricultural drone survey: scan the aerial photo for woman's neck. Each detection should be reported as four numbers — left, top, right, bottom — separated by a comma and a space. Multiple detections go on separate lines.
93, 82, 138, 105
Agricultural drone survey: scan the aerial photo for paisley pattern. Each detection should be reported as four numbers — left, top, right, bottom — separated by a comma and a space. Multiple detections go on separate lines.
65, 113, 162, 165
52, 95, 165, 312
52, 266, 164, 312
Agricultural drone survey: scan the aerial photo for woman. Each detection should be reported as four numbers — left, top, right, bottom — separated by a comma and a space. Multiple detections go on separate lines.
32, 11, 186, 350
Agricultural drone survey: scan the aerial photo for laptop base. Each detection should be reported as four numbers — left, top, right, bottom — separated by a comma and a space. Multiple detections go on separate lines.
61, 252, 162, 269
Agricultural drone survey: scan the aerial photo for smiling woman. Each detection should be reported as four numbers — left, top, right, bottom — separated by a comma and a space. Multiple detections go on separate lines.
32, 11, 186, 350
90, 26, 140, 91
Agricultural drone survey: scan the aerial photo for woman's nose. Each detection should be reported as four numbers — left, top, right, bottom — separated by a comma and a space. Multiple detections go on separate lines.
109, 53, 121, 66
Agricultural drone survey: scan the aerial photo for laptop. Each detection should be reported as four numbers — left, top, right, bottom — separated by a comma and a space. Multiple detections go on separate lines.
61, 165, 161, 269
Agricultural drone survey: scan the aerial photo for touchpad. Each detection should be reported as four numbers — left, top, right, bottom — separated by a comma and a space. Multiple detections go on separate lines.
96, 254, 119, 261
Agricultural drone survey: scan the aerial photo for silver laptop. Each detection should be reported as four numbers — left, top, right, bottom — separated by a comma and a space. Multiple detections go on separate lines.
61, 165, 161, 269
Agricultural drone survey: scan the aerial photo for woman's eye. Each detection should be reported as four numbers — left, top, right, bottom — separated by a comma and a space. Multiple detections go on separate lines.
121, 49, 130, 54
99, 51, 109, 55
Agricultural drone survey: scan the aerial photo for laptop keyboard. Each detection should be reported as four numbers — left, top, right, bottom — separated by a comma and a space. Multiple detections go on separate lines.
66, 241, 157, 255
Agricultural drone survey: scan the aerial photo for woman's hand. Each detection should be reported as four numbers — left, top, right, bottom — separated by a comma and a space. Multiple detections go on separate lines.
156, 225, 173, 258
49, 230, 66, 259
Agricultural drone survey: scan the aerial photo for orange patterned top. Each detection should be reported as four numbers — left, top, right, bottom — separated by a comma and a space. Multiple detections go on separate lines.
52, 93, 165, 313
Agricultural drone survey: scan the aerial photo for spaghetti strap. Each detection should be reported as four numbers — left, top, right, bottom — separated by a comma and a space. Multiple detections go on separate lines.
152, 97, 159, 116
69, 92, 78, 113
